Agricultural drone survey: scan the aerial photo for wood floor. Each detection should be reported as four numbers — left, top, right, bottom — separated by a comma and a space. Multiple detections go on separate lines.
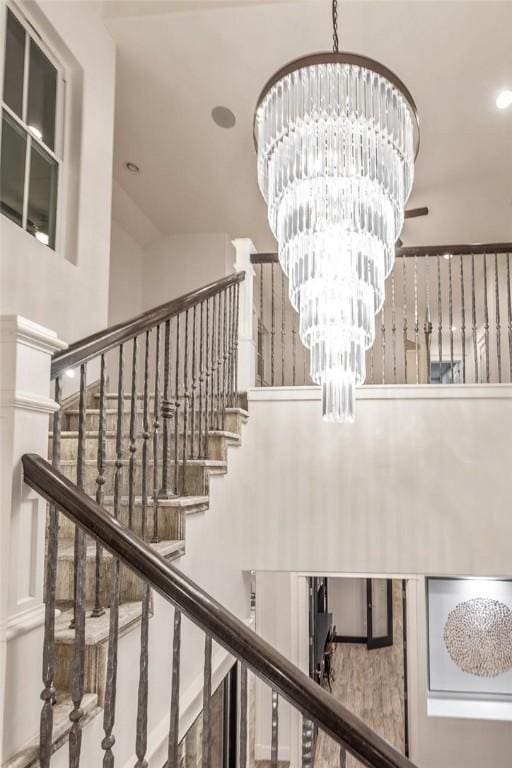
315, 581, 406, 768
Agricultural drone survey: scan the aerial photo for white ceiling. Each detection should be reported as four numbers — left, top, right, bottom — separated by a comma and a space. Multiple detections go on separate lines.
103, 0, 512, 250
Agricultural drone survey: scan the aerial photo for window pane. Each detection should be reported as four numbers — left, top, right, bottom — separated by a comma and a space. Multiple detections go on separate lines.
27, 39, 57, 150
0, 110, 27, 226
27, 141, 58, 248
3, 9, 26, 117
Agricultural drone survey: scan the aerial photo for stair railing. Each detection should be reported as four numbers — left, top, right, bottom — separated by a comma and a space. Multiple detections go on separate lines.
43, 272, 242, 766
23, 452, 418, 768
251, 242, 512, 387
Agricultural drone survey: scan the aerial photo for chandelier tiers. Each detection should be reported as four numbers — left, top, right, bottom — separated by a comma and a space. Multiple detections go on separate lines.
254, 51, 420, 422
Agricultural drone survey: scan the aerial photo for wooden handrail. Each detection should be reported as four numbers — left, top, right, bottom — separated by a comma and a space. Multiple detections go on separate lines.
251, 243, 512, 264
51, 272, 245, 379
22, 452, 418, 768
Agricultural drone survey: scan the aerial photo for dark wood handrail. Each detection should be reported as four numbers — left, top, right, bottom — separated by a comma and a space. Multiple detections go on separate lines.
251, 243, 512, 264
51, 272, 245, 380
22, 453, 417, 768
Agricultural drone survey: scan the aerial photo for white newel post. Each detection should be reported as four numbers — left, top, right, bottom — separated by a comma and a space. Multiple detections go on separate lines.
0, 316, 66, 763
233, 238, 257, 392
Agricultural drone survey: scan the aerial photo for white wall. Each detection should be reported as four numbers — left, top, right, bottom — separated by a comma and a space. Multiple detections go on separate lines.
328, 578, 366, 638
0, 0, 115, 344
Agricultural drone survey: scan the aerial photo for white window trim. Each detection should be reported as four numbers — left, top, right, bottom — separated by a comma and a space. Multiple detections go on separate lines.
1, 1, 66, 250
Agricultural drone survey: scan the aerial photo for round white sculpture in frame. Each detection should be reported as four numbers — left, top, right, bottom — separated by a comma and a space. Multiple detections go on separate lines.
443, 597, 512, 678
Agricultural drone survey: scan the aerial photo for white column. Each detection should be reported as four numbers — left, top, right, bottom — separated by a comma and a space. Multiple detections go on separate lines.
232, 238, 257, 392
0, 316, 66, 763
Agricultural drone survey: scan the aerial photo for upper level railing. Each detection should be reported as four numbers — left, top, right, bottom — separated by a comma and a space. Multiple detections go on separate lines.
23, 452, 417, 768
251, 243, 512, 388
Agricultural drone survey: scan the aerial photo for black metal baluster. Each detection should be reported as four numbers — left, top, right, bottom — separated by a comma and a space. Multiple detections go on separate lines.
141, 332, 151, 540
271, 263, 275, 385
281, 272, 286, 385
437, 256, 442, 377
128, 337, 138, 527
201, 635, 212, 768
182, 309, 190, 496
173, 315, 181, 495
216, 290, 222, 429
204, 299, 211, 458
39, 376, 62, 767
495, 252, 502, 382
101, 345, 124, 767
507, 253, 512, 382
210, 295, 217, 438
339, 745, 347, 768
239, 663, 248, 768
424, 255, 432, 384
151, 326, 161, 542
292, 312, 297, 386
381, 308, 386, 384
414, 255, 419, 383
222, 288, 228, 428
391, 271, 397, 384
198, 301, 205, 457
69, 363, 87, 767
483, 253, 490, 383
234, 283, 240, 400
160, 319, 173, 499
167, 609, 181, 768
270, 690, 279, 768
448, 255, 454, 383
471, 253, 479, 382
228, 285, 235, 407
92, 354, 107, 617
259, 264, 264, 386
402, 256, 408, 383
190, 305, 198, 457
460, 256, 466, 384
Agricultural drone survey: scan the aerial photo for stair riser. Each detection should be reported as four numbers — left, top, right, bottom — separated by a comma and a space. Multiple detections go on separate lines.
59, 461, 219, 497
65, 410, 230, 434
58, 504, 184, 541
56, 555, 147, 605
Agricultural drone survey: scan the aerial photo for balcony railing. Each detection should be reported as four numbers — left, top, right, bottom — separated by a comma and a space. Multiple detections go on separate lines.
251, 243, 512, 387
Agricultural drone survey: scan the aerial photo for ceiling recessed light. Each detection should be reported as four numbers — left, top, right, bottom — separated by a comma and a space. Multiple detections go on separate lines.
496, 90, 512, 110
124, 161, 140, 174
211, 106, 236, 129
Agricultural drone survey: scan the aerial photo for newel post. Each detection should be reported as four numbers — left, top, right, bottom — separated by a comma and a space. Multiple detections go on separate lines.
232, 238, 257, 392
0, 316, 66, 763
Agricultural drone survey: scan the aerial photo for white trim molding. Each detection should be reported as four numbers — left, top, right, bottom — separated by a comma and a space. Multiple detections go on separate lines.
0, 315, 67, 354
5, 604, 46, 641
248, 383, 512, 402
1, 390, 60, 414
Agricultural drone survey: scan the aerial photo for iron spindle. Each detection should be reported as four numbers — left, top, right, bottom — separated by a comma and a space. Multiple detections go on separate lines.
160, 319, 173, 498
402, 256, 408, 383
292, 312, 297, 386
424, 255, 432, 384
216, 289, 223, 429
483, 253, 490, 382
167, 609, 182, 768
201, 635, 213, 768
495, 252, 502, 382
281, 271, 286, 386
239, 664, 248, 768
182, 309, 190, 496
391, 271, 397, 384
436, 256, 442, 379
191, 305, 198, 456
204, 299, 211, 458
370, 346, 374, 384
414, 255, 419, 383
222, 287, 228, 427
39, 376, 62, 767
381, 307, 386, 384
448, 255, 454, 383
507, 253, 512, 381
173, 315, 181, 496
92, 354, 107, 617
101, 347, 124, 767
152, 326, 161, 542
228, 284, 235, 407
471, 253, 479, 381
69, 364, 88, 766
198, 301, 205, 457
271, 690, 279, 768
234, 283, 240, 401
301, 718, 315, 768
340, 745, 347, 768
141, 332, 151, 541
128, 336, 138, 526
134, 582, 151, 767
271, 262, 276, 385
210, 294, 217, 439
259, 264, 264, 386
460, 256, 466, 384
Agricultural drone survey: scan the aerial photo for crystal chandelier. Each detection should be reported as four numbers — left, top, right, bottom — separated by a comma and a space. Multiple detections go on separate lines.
254, 0, 419, 421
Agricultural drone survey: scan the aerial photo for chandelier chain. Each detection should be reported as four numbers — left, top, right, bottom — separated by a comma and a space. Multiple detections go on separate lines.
332, 0, 339, 53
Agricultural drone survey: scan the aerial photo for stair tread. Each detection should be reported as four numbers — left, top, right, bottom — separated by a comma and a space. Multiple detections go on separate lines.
57, 458, 227, 467
4, 693, 99, 768
55, 601, 143, 645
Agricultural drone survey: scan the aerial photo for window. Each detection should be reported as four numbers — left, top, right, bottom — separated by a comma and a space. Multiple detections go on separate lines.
1, 6, 62, 249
